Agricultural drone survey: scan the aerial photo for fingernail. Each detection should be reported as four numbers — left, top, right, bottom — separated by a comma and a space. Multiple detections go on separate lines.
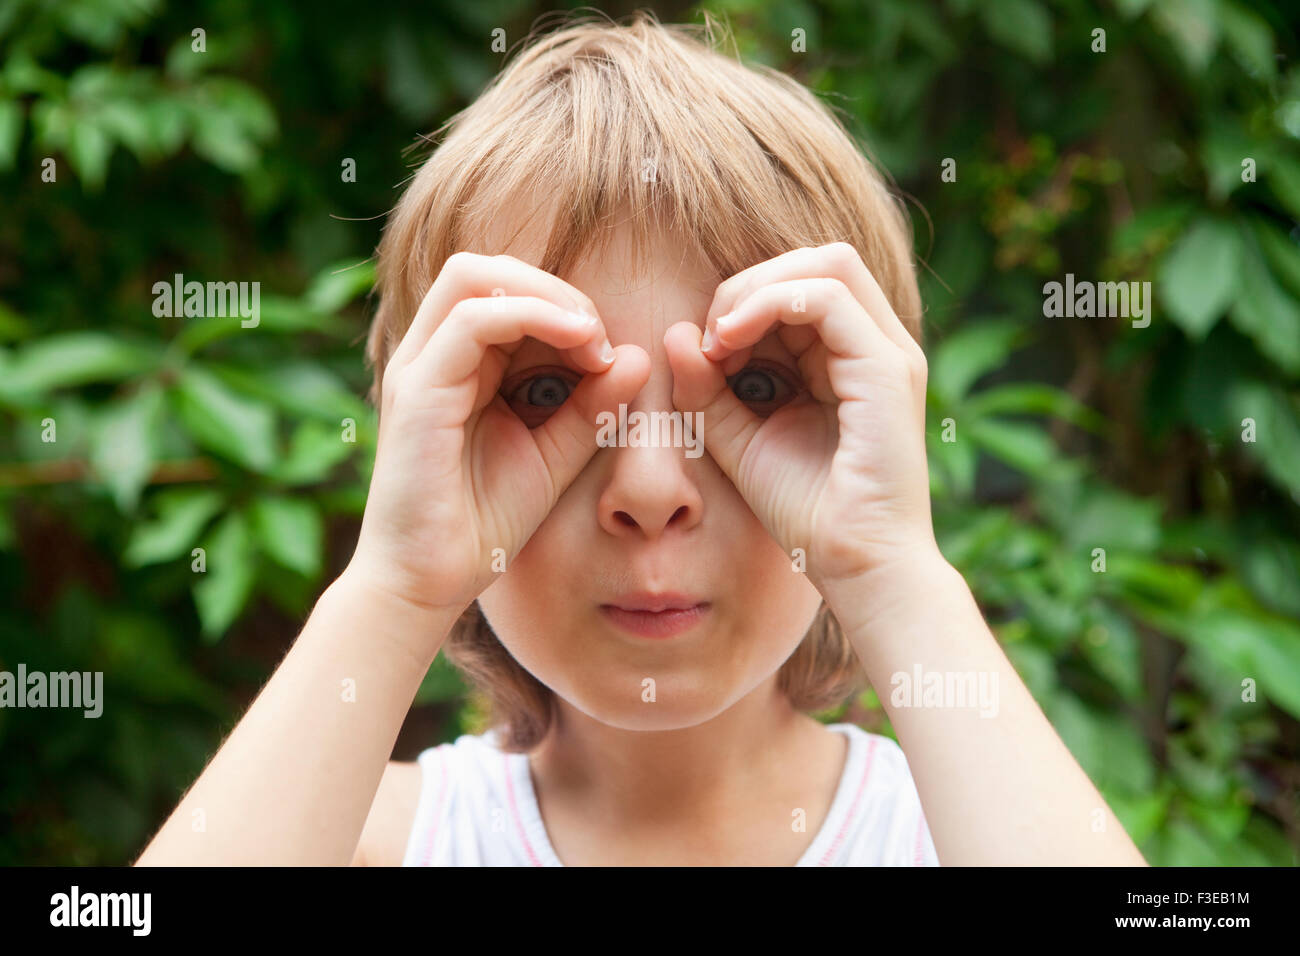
701, 328, 715, 353
600, 340, 615, 364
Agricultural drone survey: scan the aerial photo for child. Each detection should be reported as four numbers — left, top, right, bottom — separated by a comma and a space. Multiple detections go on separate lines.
137, 12, 1147, 866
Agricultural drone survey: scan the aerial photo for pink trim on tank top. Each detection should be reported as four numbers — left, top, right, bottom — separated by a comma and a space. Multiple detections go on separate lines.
419, 748, 449, 866
817, 734, 879, 866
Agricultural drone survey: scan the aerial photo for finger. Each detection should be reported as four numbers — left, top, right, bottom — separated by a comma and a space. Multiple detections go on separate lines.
389, 253, 603, 372
530, 344, 652, 498
702, 243, 919, 362
663, 321, 762, 486
712, 278, 898, 366
409, 296, 608, 393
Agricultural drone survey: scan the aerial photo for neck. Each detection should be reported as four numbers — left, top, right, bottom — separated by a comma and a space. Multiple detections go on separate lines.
528, 679, 820, 824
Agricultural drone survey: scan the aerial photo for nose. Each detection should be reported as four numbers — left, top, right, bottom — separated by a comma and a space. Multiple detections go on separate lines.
596, 403, 705, 542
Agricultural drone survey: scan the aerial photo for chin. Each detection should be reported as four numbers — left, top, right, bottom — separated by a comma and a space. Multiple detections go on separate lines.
552, 673, 749, 732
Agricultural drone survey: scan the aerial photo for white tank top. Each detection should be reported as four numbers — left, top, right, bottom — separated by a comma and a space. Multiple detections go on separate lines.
402, 722, 940, 866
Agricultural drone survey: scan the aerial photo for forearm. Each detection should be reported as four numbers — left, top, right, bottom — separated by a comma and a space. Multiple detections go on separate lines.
135, 570, 460, 866
822, 550, 1147, 866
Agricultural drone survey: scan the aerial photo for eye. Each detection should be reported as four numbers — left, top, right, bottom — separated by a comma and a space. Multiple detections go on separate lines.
503, 367, 579, 427
727, 361, 800, 413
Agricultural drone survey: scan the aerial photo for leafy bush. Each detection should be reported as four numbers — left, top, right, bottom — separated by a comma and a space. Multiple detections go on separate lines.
0, 0, 1296, 865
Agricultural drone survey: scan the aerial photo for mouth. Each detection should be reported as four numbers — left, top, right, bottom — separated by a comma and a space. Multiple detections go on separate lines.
598, 592, 711, 639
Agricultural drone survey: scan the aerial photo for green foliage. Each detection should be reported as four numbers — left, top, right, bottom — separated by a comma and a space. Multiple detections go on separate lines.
0, 0, 1297, 866
713, 0, 1299, 865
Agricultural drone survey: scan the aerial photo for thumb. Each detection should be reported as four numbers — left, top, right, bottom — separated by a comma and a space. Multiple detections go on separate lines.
663, 321, 760, 486
531, 344, 651, 495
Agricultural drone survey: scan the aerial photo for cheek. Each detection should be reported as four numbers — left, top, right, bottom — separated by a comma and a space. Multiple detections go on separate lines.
475, 507, 588, 681
474, 474, 824, 727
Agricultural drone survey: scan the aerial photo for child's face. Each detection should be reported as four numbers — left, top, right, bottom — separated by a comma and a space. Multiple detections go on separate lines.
476, 222, 825, 731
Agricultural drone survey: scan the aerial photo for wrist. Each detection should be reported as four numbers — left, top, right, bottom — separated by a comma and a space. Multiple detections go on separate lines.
323, 565, 469, 671
817, 545, 967, 649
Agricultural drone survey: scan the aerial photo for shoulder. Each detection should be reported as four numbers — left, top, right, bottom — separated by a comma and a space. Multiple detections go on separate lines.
392, 729, 543, 867
820, 724, 939, 866
352, 759, 423, 866
352, 732, 508, 866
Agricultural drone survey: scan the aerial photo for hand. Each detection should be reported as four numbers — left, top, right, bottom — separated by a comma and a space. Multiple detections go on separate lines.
665, 242, 937, 591
348, 252, 648, 620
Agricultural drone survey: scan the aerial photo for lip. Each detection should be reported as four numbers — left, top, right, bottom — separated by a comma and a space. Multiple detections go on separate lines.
599, 592, 710, 639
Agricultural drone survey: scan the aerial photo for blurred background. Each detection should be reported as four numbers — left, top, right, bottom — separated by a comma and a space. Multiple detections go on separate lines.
1, 0, 1297, 865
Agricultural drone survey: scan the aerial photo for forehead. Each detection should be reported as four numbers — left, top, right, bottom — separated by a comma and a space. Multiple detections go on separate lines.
481, 206, 796, 365
489, 212, 720, 337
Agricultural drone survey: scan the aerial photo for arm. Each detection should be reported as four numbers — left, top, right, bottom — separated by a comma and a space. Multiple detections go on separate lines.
135, 572, 458, 866
823, 551, 1148, 866
667, 241, 1146, 866
136, 252, 637, 866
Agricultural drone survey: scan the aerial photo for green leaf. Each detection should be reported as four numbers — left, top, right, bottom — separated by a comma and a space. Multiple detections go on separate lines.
303, 260, 376, 313
1081, 606, 1144, 702
1229, 228, 1300, 375
66, 120, 112, 190
171, 366, 277, 472
1046, 694, 1154, 792
1064, 487, 1162, 553
1110, 202, 1194, 260
929, 426, 976, 498
968, 419, 1059, 477
1112, 0, 1153, 17
270, 419, 356, 485
1218, 1, 1275, 80
1200, 121, 1258, 201
1239, 535, 1300, 618
963, 383, 1107, 432
1152, 0, 1220, 72
215, 361, 367, 422
1226, 380, 1300, 501
980, 0, 1052, 64
1106, 789, 1169, 846
0, 99, 22, 171
0, 299, 32, 342
1184, 607, 1300, 720
89, 383, 164, 512
1157, 820, 1220, 866
192, 510, 255, 640
1156, 217, 1241, 339
0, 332, 159, 396
1003, 640, 1058, 701
124, 488, 225, 567
928, 319, 1024, 404
1253, 219, 1300, 297
249, 496, 323, 576
1105, 554, 1203, 612
1268, 158, 1300, 222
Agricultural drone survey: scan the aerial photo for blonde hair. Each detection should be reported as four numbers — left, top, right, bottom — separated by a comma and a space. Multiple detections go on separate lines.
366, 10, 924, 752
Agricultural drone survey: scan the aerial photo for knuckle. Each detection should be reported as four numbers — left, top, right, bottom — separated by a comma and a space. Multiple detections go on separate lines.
442, 296, 482, 330
443, 250, 478, 272
907, 348, 928, 383
823, 241, 862, 269
713, 273, 742, 307
381, 364, 409, 404
823, 277, 855, 309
